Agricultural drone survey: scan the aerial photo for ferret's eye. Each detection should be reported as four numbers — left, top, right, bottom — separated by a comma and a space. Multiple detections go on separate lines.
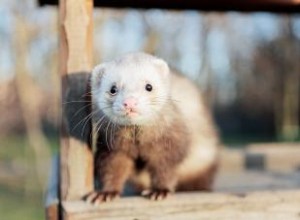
109, 85, 118, 95
145, 84, 153, 92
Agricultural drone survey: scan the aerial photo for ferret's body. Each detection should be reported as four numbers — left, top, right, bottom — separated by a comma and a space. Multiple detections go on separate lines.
170, 73, 219, 191
88, 53, 219, 203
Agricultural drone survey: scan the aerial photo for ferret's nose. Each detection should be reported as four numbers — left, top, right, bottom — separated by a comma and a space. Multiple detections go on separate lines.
123, 98, 137, 109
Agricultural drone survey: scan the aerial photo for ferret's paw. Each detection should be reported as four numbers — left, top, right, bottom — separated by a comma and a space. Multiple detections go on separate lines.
84, 191, 120, 204
141, 189, 170, 201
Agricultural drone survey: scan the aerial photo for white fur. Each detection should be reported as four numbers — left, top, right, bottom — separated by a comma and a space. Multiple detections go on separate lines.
170, 73, 219, 177
91, 52, 170, 126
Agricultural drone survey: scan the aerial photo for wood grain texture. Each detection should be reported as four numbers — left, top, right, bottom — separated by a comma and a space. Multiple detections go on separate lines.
62, 190, 300, 220
59, 0, 93, 74
59, 0, 94, 201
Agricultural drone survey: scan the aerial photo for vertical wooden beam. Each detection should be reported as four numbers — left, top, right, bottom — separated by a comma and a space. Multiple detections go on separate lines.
59, 0, 94, 201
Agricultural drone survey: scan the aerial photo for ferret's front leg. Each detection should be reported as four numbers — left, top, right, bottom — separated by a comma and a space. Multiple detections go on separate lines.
145, 162, 177, 200
143, 136, 187, 200
86, 152, 133, 204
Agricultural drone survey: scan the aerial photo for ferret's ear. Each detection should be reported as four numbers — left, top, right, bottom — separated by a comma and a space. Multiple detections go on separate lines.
91, 63, 106, 85
153, 58, 170, 78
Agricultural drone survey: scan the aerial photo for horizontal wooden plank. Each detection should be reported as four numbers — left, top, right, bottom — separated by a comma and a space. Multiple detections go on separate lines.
220, 143, 300, 172
246, 143, 300, 172
215, 171, 300, 192
37, 0, 300, 12
63, 190, 300, 220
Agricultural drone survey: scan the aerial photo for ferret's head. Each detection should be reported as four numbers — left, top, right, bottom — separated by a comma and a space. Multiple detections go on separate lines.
91, 52, 171, 126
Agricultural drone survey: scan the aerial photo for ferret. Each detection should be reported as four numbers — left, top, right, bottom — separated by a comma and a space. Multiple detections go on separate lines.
86, 52, 219, 204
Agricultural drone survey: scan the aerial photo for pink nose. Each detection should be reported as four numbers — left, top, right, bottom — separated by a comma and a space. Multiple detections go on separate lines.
123, 98, 137, 109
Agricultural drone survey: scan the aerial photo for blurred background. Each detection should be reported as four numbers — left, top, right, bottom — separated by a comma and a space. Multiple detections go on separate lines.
0, 0, 299, 219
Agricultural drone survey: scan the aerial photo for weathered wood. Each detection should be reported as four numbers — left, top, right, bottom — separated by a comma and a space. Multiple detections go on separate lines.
59, 0, 93, 74
38, 0, 300, 13
247, 143, 300, 172
59, 0, 94, 201
62, 190, 300, 220
215, 171, 300, 192
219, 149, 244, 173
220, 143, 300, 173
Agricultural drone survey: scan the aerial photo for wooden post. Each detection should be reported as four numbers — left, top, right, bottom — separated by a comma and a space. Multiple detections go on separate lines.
59, 0, 94, 201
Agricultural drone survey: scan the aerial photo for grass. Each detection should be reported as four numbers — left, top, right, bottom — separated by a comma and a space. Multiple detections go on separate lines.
0, 135, 58, 220
0, 186, 44, 220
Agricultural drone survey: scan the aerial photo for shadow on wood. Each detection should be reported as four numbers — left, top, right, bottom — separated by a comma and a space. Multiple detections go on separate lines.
62, 72, 92, 145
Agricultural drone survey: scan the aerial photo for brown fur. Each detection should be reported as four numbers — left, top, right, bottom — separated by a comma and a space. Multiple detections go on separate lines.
95, 102, 190, 195
176, 161, 219, 191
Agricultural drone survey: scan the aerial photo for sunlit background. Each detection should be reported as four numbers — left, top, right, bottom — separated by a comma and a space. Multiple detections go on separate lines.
0, 0, 299, 219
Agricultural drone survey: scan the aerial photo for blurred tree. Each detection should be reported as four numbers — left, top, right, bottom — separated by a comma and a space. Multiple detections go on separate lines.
13, 3, 52, 191
1, 2, 299, 144
279, 16, 299, 141
249, 16, 300, 140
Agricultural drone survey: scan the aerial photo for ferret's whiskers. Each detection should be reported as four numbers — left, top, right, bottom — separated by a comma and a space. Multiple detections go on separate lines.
105, 121, 112, 151
94, 114, 107, 136
77, 112, 99, 137
108, 121, 113, 150
62, 101, 92, 105
81, 91, 93, 98
81, 109, 99, 138
72, 103, 94, 119
71, 109, 99, 135
93, 114, 109, 148
109, 121, 116, 151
